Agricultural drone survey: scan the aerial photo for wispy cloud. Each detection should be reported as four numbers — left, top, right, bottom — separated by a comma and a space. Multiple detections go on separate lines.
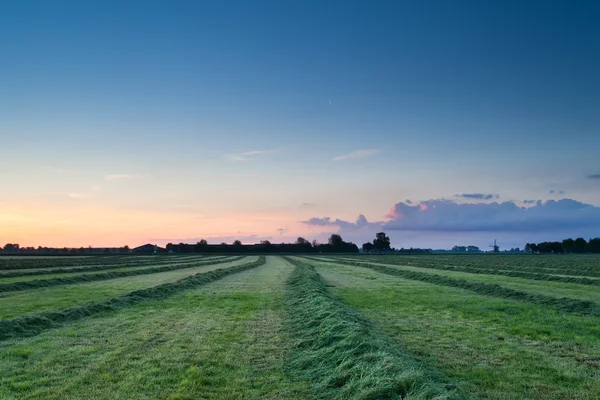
224, 148, 283, 162
299, 202, 317, 209
68, 193, 91, 199
105, 174, 142, 181
587, 174, 600, 180
456, 193, 500, 200
332, 149, 381, 162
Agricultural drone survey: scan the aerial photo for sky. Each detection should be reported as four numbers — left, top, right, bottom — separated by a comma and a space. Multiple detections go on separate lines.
1, 0, 599, 249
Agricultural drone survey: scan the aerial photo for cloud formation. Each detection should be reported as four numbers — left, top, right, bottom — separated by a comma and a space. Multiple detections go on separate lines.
588, 174, 600, 180
302, 214, 380, 230
384, 199, 600, 232
332, 149, 381, 162
304, 198, 600, 234
456, 193, 499, 200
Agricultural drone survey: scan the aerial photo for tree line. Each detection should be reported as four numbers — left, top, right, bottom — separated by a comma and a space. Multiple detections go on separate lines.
166, 234, 360, 254
524, 237, 600, 254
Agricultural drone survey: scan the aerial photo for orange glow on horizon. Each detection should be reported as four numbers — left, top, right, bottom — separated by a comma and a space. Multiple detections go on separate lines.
0, 201, 324, 248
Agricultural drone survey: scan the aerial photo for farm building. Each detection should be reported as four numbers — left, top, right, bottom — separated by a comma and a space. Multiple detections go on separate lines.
133, 244, 166, 254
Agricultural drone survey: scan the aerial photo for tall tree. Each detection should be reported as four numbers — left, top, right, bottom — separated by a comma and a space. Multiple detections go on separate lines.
562, 238, 575, 253
295, 237, 310, 246
328, 234, 344, 248
574, 238, 587, 253
373, 232, 391, 250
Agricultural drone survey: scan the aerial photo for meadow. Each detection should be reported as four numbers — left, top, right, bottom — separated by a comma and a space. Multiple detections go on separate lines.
0, 254, 598, 399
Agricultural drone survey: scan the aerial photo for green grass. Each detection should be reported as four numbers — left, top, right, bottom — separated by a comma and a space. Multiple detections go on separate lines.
0, 256, 308, 399
306, 257, 600, 316
282, 256, 464, 400
0, 256, 243, 293
326, 256, 600, 302
309, 260, 600, 400
0, 257, 255, 319
0, 256, 226, 279
1, 254, 598, 399
0, 257, 266, 342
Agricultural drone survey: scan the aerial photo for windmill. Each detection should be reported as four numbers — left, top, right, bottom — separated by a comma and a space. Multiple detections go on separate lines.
489, 239, 499, 253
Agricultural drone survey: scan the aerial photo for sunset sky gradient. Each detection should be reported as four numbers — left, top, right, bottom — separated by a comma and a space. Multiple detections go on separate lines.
1, 1, 599, 249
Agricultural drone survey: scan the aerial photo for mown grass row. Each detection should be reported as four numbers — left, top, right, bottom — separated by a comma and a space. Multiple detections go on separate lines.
304, 257, 600, 318
374, 255, 600, 277
0, 256, 125, 270
282, 256, 464, 400
0, 256, 225, 279
0, 256, 243, 293
0, 256, 266, 342
350, 257, 600, 286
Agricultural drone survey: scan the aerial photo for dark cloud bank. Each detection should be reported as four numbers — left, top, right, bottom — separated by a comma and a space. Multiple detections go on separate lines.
303, 198, 600, 248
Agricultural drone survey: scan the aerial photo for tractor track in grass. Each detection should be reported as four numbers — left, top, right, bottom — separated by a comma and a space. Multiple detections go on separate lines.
282, 256, 464, 400
302, 257, 600, 318
0, 257, 243, 293
0, 256, 266, 342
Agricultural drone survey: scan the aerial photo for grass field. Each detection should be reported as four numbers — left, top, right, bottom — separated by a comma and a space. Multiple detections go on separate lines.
0, 254, 598, 399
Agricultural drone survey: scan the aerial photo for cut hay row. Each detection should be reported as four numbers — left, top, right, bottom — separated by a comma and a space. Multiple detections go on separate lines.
374, 255, 600, 277
304, 257, 600, 318
338, 257, 600, 286
0, 255, 208, 271
0, 256, 227, 279
0, 256, 266, 342
282, 256, 464, 400
0, 256, 244, 293
0, 256, 125, 270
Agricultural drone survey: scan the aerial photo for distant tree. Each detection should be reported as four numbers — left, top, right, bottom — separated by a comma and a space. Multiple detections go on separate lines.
574, 238, 587, 253
373, 232, 391, 250
3, 243, 19, 252
220, 242, 228, 246
588, 238, 600, 253
362, 242, 374, 252
295, 237, 310, 246
311, 239, 319, 247
328, 234, 344, 248
120, 245, 130, 253
166, 243, 175, 253
233, 240, 242, 246
452, 246, 467, 252
562, 238, 575, 253
260, 240, 271, 246
467, 245, 480, 253
195, 239, 208, 252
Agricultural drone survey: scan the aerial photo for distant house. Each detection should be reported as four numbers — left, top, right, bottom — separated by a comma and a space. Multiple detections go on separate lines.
133, 244, 166, 254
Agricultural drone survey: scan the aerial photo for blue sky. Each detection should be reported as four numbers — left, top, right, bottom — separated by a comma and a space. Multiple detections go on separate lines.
1, 1, 599, 248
